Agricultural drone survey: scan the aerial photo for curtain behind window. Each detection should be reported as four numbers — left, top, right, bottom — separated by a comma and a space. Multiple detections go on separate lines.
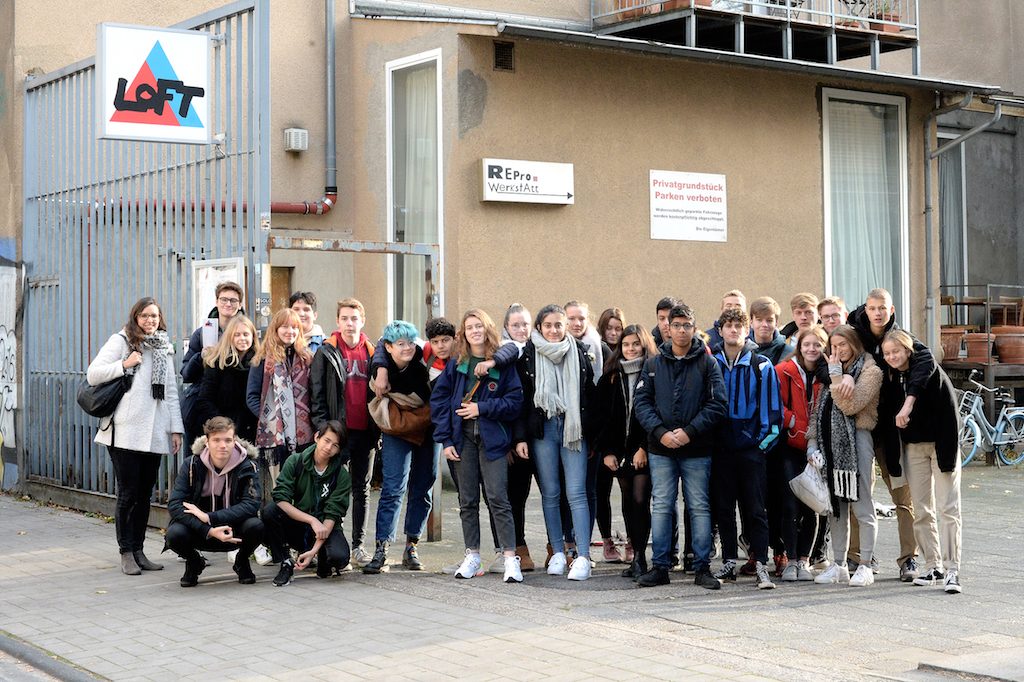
392, 61, 437, 332
828, 99, 902, 310
938, 146, 966, 290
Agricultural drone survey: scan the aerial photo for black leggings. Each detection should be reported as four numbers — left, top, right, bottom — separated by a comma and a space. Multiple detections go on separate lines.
617, 465, 652, 559
777, 445, 819, 559
507, 452, 535, 547
108, 447, 162, 554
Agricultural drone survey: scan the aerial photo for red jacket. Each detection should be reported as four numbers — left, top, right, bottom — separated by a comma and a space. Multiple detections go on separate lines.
775, 358, 821, 452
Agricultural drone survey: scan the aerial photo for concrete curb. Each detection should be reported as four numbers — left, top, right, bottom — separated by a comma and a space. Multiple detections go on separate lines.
0, 630, 105, 682
917, 662, 1016, 682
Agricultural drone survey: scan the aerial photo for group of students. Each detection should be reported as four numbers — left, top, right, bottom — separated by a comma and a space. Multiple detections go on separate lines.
86, 282, 963, 594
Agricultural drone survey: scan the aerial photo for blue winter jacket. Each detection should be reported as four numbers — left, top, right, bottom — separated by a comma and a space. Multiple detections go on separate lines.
633, 337, 727, 458
430, 357, 523, 461
712, 342, 783, 452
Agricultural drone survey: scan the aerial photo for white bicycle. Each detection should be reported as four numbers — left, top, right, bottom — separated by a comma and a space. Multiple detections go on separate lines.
958, 370, 1024, 466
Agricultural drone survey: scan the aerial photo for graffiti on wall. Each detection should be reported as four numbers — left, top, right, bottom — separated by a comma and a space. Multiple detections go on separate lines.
0, 262, 18, 490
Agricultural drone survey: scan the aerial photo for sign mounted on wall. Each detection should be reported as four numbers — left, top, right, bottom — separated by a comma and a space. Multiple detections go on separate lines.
481, 158, 574, 205
650, 170, 728, 242
97, 23, 211, 144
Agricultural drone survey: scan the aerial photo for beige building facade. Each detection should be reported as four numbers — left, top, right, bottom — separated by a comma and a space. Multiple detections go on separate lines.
0, 0, 1009, 503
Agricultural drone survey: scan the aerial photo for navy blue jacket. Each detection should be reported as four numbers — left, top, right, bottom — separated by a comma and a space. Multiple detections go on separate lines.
712, 342, 783, 452
431, 358, 523, 461
633, 337, 727, 458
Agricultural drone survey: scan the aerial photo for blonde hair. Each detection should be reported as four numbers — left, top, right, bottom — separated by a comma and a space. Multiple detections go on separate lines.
882, 329, 915, 354
455, 308, 501, 363
253, 308, 312, 365
790, 292, 819, 311
722, 289, 746, 303
203, 315, 260, 370
867, 288, 892, 305
817, 296, 846, 314
336, 297, 365, 319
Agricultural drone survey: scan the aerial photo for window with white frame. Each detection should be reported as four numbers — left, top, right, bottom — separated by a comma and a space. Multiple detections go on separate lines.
386, 49, 443, 332
937, 132, 968, 294
823, 89, 909, 322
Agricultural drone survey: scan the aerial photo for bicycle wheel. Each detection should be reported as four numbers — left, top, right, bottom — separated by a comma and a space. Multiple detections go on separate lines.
960, 417, 981, 465
995, 412, 1024, 466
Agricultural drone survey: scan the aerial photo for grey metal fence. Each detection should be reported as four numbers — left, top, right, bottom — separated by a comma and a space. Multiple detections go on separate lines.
22, 0, 270, 507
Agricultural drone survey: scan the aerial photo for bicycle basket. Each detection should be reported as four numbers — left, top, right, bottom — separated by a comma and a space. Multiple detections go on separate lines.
958, 389, 981, 419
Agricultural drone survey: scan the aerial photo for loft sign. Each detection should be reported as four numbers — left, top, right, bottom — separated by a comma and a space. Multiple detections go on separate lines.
97, 23, 211, 144
481, 158, 574, 205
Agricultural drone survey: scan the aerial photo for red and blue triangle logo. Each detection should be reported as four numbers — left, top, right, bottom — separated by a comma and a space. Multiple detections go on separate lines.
110, 41, 204, 128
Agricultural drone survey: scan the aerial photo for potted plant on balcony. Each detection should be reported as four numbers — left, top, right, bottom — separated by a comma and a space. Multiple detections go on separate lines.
869, 1, 901, 33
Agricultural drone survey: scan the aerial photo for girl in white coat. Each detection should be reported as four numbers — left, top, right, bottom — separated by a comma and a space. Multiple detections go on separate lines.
87, 297, 184, 575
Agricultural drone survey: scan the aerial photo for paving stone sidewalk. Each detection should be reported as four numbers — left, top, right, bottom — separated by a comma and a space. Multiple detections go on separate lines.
1, 464, 1022, 681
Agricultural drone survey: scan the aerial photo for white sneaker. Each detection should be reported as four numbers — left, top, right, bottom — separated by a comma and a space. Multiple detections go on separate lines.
755, 561, 776, 590
849, 564, 875, 587
454, 551, 483, 579
351, 545, 373, 568
227, 549, 239, 564
814, 563, 851, 584
547, 551, 567, 576
567, 556, 592, 581
796, 560, 815, 581
780, 563, 799, 582
503, 555, 523, 583
488, 551, 505, 574
253, 545, 274, 566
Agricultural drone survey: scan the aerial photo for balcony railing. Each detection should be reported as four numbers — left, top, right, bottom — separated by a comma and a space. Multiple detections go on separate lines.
593, 0, 919, 34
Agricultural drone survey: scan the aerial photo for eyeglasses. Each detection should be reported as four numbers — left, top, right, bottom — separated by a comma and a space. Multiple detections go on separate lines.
670, 322, 695, 331
137, 313, 160, 320
217, 296, 241, 305
390, 340, 415, 349
821, 313, 842, 321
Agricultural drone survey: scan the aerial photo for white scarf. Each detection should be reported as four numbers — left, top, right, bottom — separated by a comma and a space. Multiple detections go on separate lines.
531, 330, 583, 452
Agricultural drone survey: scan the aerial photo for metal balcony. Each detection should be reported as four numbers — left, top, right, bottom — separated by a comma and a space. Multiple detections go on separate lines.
592, 0, 920, 73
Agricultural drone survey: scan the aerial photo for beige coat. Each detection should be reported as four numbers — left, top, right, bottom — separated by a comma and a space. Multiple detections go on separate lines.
809, 354, 883, 443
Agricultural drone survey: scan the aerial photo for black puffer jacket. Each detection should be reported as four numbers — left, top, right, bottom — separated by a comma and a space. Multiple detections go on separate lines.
848, 304, 935, 400
310, 341, 349, 431
167, 437, 261, 537
633, 337, 727, 458
513, 338, 596, 444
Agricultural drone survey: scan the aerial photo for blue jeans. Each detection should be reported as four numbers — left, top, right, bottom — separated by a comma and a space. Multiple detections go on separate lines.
374, 434, 438, 543
532, 415, 592, 557
650, 453, 712, 571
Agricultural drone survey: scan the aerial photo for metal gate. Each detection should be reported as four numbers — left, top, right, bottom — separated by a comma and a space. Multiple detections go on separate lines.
22, 0, 271, 510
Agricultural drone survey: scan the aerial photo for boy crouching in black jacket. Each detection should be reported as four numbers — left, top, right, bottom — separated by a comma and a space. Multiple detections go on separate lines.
165, 416, 264, 587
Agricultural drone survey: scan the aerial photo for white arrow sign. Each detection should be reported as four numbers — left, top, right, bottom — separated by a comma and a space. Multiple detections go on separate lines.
481, 158, 574, 205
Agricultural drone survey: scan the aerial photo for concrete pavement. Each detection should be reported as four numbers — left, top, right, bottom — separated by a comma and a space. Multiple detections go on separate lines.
2, 463, 1023, 681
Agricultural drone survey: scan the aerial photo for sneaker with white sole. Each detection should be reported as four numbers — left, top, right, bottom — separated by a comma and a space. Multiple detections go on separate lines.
755, 561, 775, 589
454, 551, 483, 579
253, 544, 274, 566
944, 570, 962, 594
780, 563, 799, 582
913, 568, 945, 586
487, 551, 505, 574
849, 564, 874, 587
547, 551, 567, 576
796, 560, 814, 581
227, 549, 239, 564
503, 555, 523, 583
567, 556, 592, 581
814, 563, 851, 584
351, 545, 373, 568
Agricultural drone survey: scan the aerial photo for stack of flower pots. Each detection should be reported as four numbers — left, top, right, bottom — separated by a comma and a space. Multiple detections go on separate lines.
992, 326, 1024, 364
965, 332, 995, 363
940, 326, 967, 361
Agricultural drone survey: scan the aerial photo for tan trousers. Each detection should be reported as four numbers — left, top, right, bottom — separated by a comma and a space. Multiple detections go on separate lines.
849, 444, 917, 566
903, 442, 962, 572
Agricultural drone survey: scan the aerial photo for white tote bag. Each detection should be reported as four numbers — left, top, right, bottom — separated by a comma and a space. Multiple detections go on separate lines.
789, 462, 830, 515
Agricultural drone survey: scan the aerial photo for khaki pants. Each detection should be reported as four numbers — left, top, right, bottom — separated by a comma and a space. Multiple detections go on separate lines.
903, 442, 962, 572
850, 444, 917, 567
